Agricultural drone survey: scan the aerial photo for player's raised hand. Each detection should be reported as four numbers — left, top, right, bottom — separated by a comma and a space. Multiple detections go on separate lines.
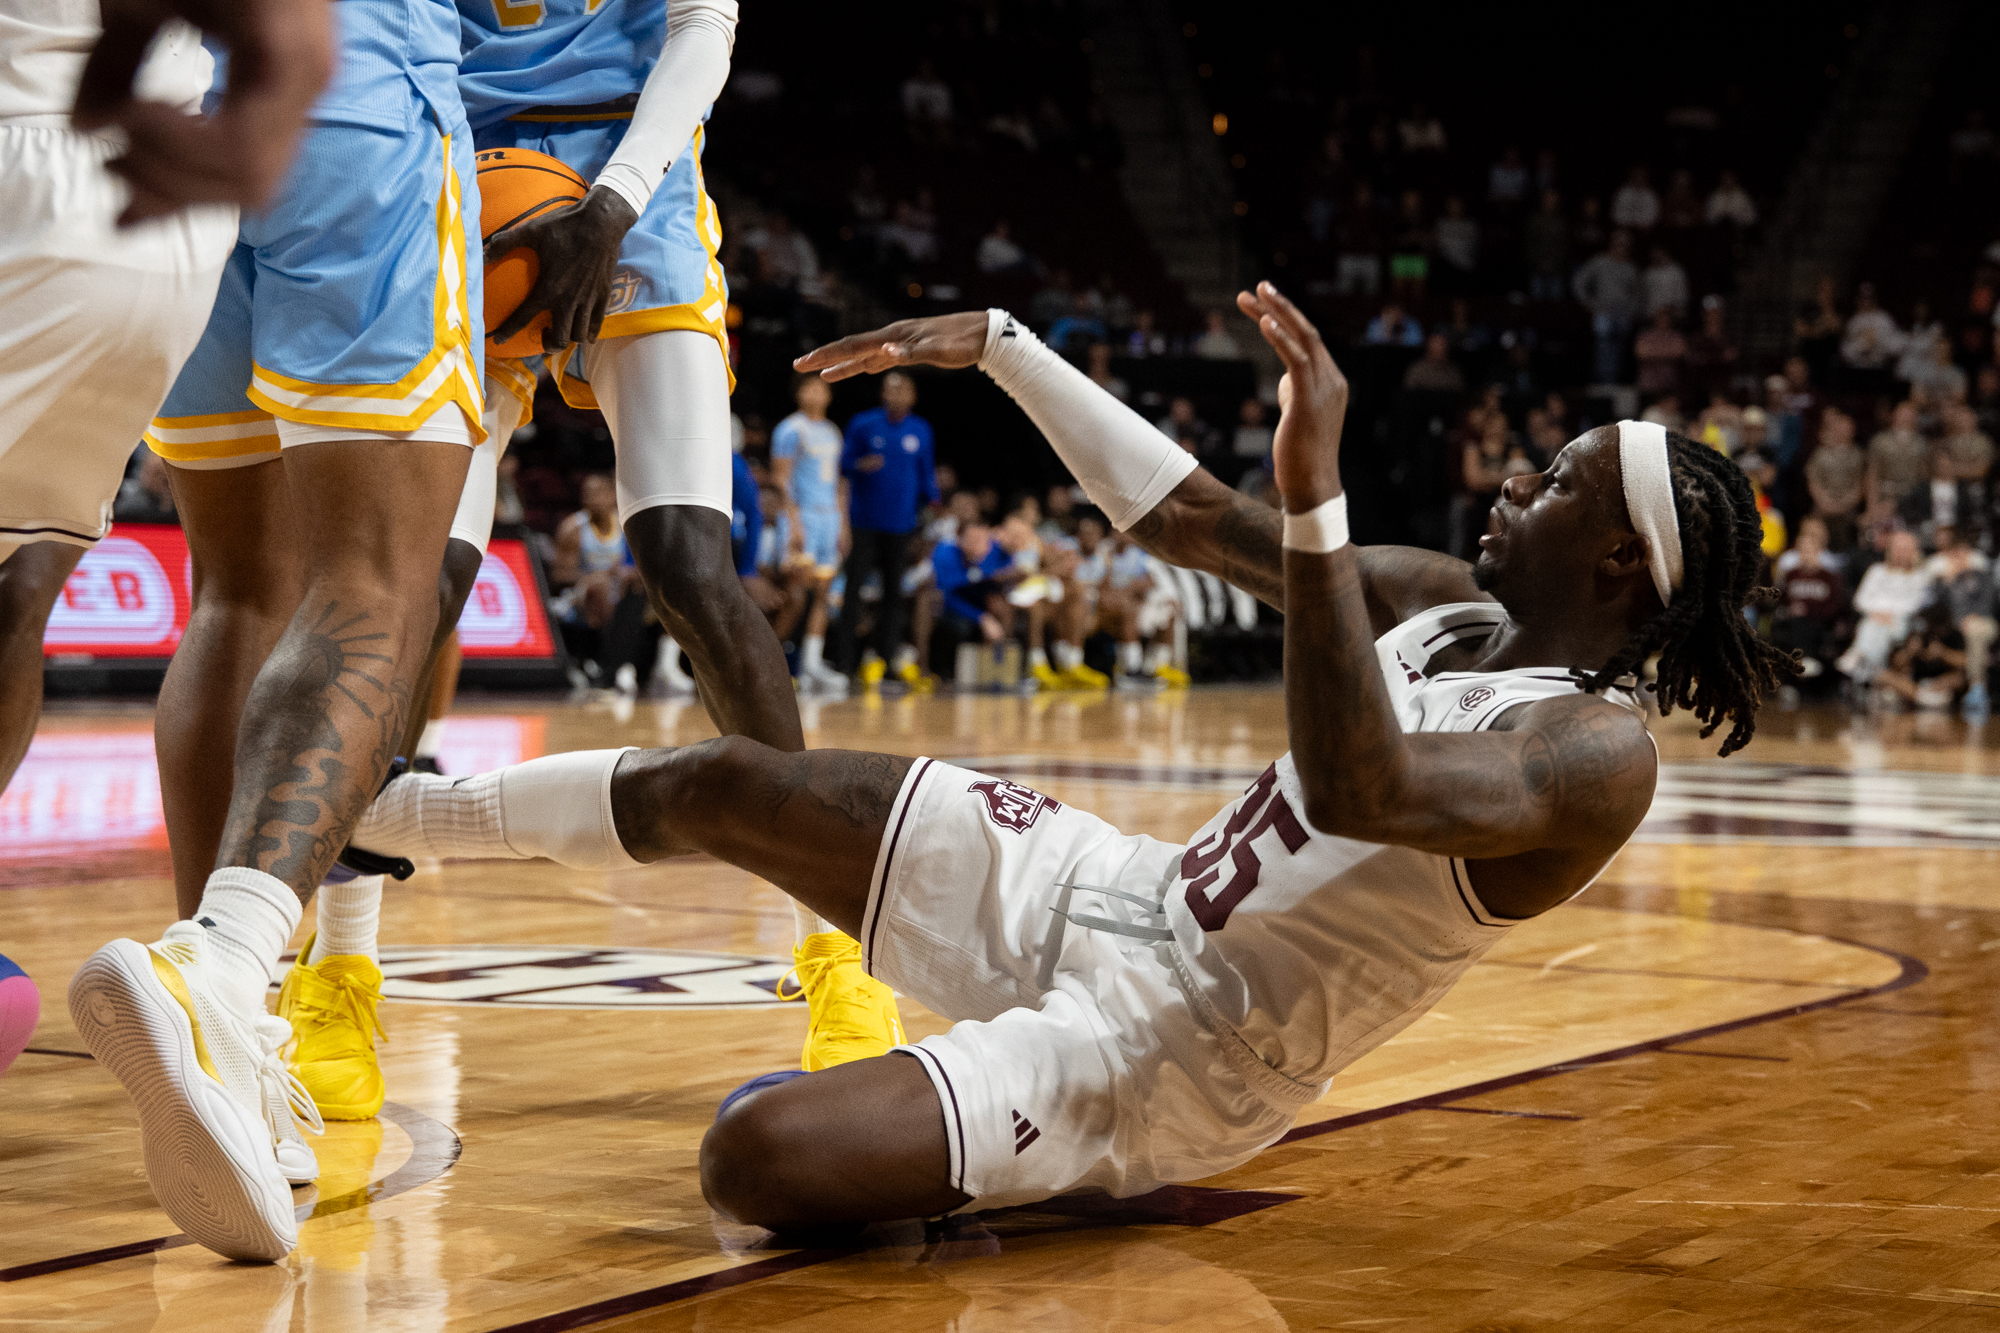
75, 0, 333, 225
794, 312, 990, 381
489, 186, 642, 351
1238, 283, 1349, 509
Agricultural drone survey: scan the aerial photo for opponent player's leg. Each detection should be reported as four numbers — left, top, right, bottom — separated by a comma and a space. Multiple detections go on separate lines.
590, 329, 803, 751
0, 542, 85, 794
156, 457, 303, 916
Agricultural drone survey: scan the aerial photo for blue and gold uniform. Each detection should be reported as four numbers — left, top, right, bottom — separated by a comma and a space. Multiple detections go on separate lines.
145, 0, 485, 465
458, 0, 730, 414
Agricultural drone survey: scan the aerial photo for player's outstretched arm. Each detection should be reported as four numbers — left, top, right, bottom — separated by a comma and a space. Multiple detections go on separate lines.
1248, 283, 1651, 899
75, 0, 333, 224
796, 312, 1484, 623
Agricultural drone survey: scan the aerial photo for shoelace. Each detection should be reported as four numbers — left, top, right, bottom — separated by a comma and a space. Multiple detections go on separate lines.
278, 966, 389, 1051
255, 1014, 325, 1138
775, 950, 852, 1003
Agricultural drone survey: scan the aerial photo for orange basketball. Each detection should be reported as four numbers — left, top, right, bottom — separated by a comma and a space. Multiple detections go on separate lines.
476, 147, 589, 357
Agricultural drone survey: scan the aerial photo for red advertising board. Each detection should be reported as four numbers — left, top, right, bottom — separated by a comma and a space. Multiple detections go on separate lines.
42, 524, 557, 661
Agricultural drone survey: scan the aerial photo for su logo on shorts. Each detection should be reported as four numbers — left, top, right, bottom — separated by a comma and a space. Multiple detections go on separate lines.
1459, 686, 1495, 711
968, 778, 1061, 833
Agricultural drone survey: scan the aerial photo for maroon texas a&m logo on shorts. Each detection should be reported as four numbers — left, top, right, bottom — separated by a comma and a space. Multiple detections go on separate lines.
968, 778, 1062, 833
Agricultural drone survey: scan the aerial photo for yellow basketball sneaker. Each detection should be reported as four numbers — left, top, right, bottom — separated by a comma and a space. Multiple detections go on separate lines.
277, 938, 386, 1121
1062, 662, 1110, 690
896, 660, 935, 693
1030, 660, 1065, 691
778, 931, 905, 1071
1153, 664, 1192, 688
859, 658, 886, 689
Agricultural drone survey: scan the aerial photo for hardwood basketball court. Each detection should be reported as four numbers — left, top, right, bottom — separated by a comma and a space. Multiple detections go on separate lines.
4, 686, 1999, 1330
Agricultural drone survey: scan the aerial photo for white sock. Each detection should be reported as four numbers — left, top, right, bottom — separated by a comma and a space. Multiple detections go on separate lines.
191, 868, 303, 1015
791, 902, 839, 943
1028, 647, 1049, 671
1119, 641, 1143, 674
1054, 641, 1082, 671
803, 635, 824, 671
656, 639, 693, 685
415, 720, 445, 759
311, 875, 383, 963
353, 747, 643, 870
892, 644, 917, 671
1146, 644, 1170, 672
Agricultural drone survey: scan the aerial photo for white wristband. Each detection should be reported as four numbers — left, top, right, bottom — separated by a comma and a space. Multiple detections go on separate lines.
1283, 494, 1349, 553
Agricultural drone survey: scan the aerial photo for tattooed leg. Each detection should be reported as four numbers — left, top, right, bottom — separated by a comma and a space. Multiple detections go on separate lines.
610, 741, 912, 935
210, 438, 470, 900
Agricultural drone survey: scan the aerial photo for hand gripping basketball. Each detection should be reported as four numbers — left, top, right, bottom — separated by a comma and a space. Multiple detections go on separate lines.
478, 149, 640, 356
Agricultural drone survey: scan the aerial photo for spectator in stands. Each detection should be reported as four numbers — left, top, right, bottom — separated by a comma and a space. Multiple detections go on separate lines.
1868, 400, 1931, 514
1397, 101, 1447, 155
1389, 189, 1431, 302
1926, 526, 1995, 713
1047, 295, 1107, 352
1840, 282, 1905, 398
1807, 407, 1867, 550
1683, 296, 1739, 403
1794, 276, 1844, 386
1522, 189, 1569, 302
1874, 608, 1968, 710
1641, 245, 1689, 320
1902, 449, 1974, 550
832, 371, 938, 684
1040, 484, 1080, 542
552, 473, 645, 688
1941, 403, 1995, 484
1533, 148, 1559, 195
1837, 529, 1929, 686
1364, 301, 1424, 346
1403, 332, 1464, 393
976, 219, 1033, 275
1634, 307, 1687, 398
928, 521, 1008, 677
743, 209, 819, 294
1302, 131, 1349, 242
1334, 182, 1385, 296
1231, 398, 1274, 467
846, 166, 887, 245
495, 453, 524, 527
113, 446, 178, 523
901, 57, 953, 144
984, 101, 1037, 154
1894, 300, 1947, 385
1573, 230, 1640, 384
1154, 396, 1216, 454
1095, 274, 1134, 333
1610, 164, 1660, 232
1770, 516, 1847, 687
1194, 310, 1243, 360
1706, 169, 1758, 228
1488, 145, 1528, 205
1125, 310, 1168, 358
1573, 195, 1607, 255
1085, 342, 1128, 402
1641, 393, 1684, 433
880, 199, 938, 265
1976, 364, 2000, 437
1457, 415, 1509, 558
1660, 169, 1703, 231
1030, 269, 1077, 328
1433, 195, 1478, 291
1909, 340, 1969, 406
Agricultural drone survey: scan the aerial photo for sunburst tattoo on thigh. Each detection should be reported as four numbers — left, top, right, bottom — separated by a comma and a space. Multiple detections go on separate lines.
220, 600, 414, 889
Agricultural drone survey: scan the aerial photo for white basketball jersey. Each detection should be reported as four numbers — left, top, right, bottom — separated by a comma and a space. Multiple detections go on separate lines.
1164, 601, 1645, 1086
0, 2, 209, 122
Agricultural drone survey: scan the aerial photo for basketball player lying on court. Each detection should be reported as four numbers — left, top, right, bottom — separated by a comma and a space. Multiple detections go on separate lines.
349, 284, 1795, 1228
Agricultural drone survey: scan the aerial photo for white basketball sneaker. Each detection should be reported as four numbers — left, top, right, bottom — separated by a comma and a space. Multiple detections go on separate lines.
70, 922, 323, 1260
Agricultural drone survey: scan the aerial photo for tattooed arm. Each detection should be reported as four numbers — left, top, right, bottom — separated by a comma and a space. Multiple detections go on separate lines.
1245, 284, 1651, 914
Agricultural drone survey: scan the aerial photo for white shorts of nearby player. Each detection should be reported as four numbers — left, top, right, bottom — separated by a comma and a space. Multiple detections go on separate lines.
863, 759, 1325, 1212
0, 124, 235, 562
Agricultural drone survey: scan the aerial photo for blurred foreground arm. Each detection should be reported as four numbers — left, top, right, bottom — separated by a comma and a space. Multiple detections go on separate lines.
75, 0, 332, 225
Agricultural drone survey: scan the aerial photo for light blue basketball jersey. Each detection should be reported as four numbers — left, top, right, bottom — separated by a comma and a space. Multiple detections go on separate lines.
772, 413, 844, 514
209, 1, 464, 133
457, 0, 664, 130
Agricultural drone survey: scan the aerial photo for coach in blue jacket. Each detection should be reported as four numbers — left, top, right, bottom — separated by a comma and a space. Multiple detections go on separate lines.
832, 371, 940, 680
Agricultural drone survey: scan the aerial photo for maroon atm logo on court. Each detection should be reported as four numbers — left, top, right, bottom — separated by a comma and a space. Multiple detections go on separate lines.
1459, 686, 1495, 711
969, 778, 1061, 833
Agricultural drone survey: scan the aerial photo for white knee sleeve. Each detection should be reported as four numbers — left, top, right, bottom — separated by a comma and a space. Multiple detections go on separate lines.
449, 387, 525, 554
584, 329, 733, 522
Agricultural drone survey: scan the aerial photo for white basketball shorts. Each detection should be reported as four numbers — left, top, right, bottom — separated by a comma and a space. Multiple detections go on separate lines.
0, 124, 235, 560
861, 759, 1323, 1212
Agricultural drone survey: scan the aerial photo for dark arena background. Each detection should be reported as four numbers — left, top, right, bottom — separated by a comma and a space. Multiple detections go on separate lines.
7, 1, 2000, 1329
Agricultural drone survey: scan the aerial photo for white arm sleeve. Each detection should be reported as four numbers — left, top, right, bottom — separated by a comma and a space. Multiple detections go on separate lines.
977, 310, 1197, 532
594, 0, 739, 218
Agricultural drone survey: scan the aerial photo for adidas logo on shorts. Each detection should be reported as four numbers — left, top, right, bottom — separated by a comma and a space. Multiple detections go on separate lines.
1011, 1108, 1040, 1154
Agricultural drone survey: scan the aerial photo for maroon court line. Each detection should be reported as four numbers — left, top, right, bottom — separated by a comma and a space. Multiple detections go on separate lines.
1424, 1106, 1582, 1121
1, 1101, 461, 1282
1659, 1047, 1790, 1062
478, 1249, 866, 1333
1275, 933, 1926, 1147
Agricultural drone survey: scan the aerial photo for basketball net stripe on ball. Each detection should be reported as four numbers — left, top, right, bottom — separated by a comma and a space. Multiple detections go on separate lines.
1618, 419, 1682, 605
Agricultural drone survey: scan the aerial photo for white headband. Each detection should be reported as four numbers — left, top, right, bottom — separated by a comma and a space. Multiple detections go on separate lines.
1617, 419, 1683, 604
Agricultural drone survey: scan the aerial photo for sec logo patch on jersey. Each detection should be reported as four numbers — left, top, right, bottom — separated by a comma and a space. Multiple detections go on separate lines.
1459, 686, 1495, 711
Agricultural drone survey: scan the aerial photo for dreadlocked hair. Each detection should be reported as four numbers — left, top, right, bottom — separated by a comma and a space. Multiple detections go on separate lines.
1571, 431, 1800, 756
